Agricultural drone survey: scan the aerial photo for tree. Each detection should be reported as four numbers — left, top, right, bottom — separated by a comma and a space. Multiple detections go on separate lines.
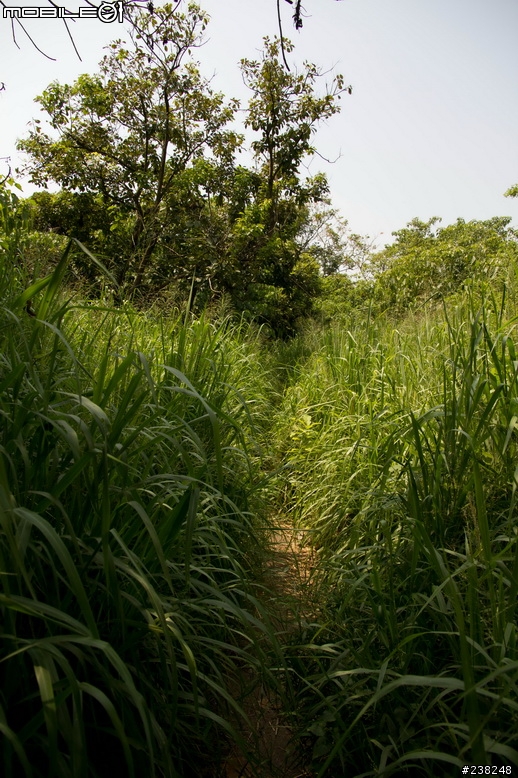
17, 3, 241, 297
242, 37, 347, 212
295, 204, 377, 277
26, 189, 120, 284
19, 25, 348, 333
213, 36, 348, 333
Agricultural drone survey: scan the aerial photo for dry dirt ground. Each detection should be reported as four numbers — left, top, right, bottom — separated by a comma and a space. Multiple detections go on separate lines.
220, 519, 320, 778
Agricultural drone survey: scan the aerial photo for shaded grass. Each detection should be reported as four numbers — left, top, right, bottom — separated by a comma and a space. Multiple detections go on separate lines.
0, 239, 285, 777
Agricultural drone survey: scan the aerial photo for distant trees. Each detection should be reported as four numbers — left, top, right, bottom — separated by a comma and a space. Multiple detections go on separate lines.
366, 216, 518, 314
314, 215, 518, 323
307, 213, 518, 323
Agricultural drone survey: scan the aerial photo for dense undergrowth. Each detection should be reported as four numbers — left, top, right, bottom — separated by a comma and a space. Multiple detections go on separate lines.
1, 183, 518, 776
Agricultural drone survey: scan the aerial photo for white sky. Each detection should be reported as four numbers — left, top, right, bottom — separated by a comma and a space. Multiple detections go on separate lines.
1, 0, 517, 247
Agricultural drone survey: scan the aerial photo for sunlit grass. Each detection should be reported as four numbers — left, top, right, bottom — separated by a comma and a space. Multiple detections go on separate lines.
273, 290, 518, 775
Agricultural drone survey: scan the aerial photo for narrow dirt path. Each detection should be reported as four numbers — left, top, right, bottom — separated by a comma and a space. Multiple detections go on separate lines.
221, 517, 320, 778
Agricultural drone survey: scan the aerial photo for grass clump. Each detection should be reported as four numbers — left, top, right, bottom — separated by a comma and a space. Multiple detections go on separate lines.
271, 291, 518, 775
0, 237, 282, 777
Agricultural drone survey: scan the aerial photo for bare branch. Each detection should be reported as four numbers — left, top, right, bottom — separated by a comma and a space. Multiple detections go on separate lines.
312, 148, 343, 165
277, 0, 290, 71
0, 0, 57, 60
0, 0, 335, 66
0, 156, 12, 186
61, 16, 83, 61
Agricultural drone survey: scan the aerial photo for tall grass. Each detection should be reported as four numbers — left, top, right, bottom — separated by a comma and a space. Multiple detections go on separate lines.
272, 292, 518, 775
0, 224, 283, 776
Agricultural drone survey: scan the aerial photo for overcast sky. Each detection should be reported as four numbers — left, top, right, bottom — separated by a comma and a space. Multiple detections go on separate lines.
1, 0, 517, 247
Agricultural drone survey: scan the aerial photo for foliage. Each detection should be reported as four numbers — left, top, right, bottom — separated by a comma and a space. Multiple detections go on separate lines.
17, 3, 241, 298
18, 23, 350, 334
369, 216, 518, 313
315, 272, 375, 322
312, 215, 518, 325
0, 179, 31, 286
296, 205, 358, 277
28, 191, 111, 245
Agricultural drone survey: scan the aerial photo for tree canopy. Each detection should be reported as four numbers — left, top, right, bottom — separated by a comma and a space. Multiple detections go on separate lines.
19, 4, 242, 294
18, 5, 348, 334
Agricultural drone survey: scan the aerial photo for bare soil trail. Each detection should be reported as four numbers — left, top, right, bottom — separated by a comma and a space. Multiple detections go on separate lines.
221, 518, 320, 778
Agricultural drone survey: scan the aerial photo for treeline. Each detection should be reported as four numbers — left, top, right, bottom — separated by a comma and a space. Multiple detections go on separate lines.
17, 189, 518, 334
